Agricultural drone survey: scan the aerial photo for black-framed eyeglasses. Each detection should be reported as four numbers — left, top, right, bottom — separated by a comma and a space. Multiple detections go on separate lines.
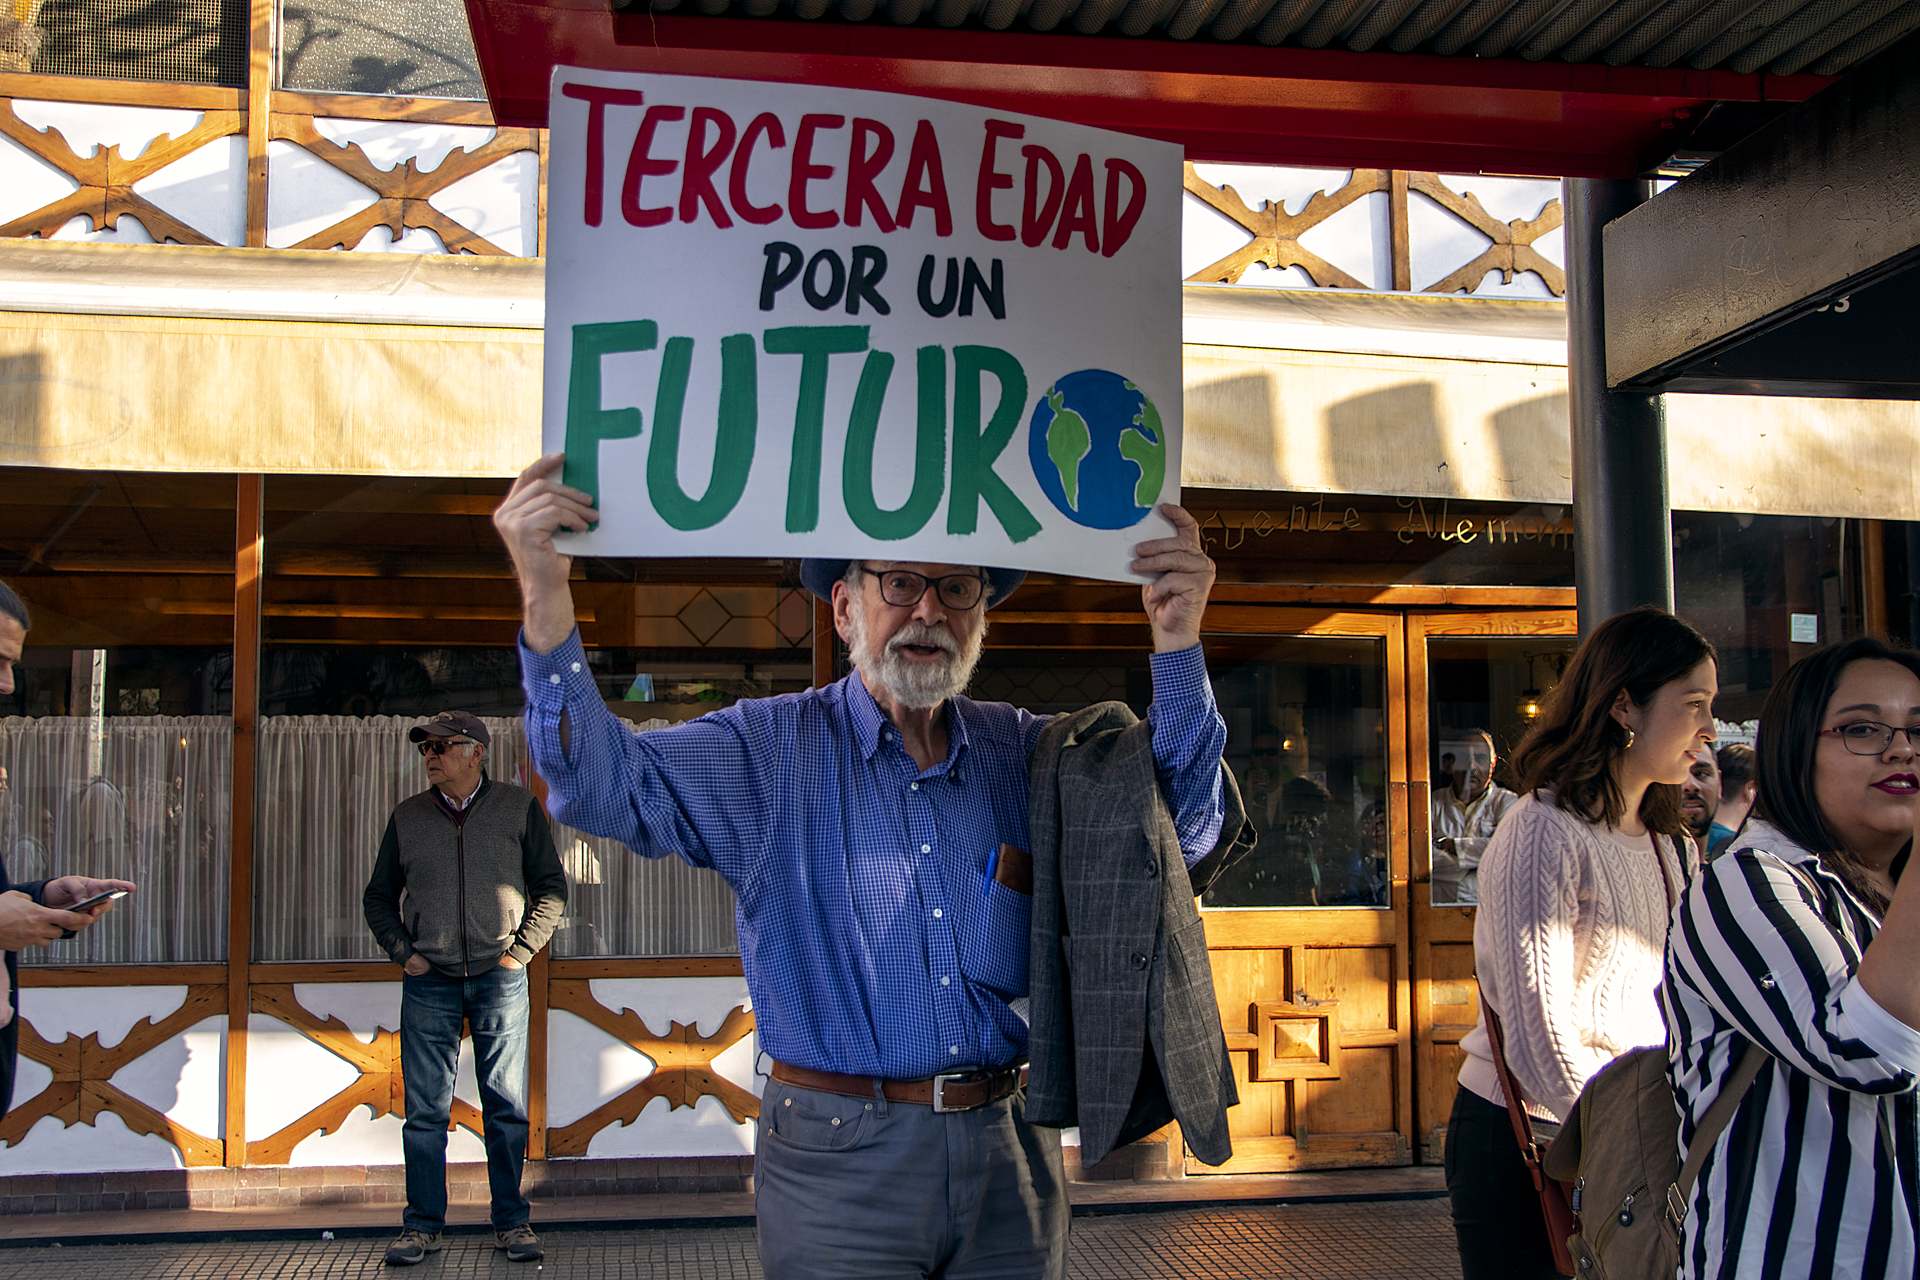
1820, 721, 1920, 755
417, 738, 476, 757
862, 568, 987, 611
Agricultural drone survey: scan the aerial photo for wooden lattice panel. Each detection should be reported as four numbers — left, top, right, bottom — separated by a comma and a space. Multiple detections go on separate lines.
0, 92, 542, 255
544, 980, 757, 1158
1183, 164, 1565, 297
1184, 163, 1391, 290
267, 115, 540, 255
245, 984, 485, 1166
0, 100, 244, 243
0, 983, 225, 1165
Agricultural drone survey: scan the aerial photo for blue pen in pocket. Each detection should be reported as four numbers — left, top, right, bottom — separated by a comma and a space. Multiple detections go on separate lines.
983, 844, 999, 895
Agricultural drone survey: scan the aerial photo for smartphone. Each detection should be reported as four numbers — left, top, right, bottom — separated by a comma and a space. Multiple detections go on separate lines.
66, 889, 128, 913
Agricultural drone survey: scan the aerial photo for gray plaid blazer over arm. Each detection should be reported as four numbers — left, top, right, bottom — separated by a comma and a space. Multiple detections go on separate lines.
1025, 701, 1253, 1168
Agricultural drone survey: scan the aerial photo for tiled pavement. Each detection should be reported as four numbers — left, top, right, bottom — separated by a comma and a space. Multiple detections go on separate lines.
0, 1199, 1463, 1279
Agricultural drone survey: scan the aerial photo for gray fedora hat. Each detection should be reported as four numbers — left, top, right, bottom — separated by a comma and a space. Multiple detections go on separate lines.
799, 560, 1026, 609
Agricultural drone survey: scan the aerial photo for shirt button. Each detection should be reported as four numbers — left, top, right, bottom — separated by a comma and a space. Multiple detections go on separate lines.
950, 1046, 959, 1055
921, 843, 931, 854
570, 662, 581, 673
548, 673, 560, 685
940, 976, 950, 986
933, 908, 943, 919
911, 782, 920, 791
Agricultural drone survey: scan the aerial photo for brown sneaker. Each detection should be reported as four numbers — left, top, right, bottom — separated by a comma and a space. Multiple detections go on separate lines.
496, 1223, 543, 1262
383, 1228, 443, 1266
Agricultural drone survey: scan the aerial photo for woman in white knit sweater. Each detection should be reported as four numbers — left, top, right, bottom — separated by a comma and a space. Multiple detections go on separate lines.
1445, 606, 1718, 1280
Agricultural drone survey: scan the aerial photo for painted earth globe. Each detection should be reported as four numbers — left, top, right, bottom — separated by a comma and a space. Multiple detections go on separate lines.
1025, 369, 1167, 530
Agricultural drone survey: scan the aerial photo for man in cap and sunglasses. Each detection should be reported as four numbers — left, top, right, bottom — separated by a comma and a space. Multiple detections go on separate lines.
493, 454, 1229, 1280
363, 710, 566, 1266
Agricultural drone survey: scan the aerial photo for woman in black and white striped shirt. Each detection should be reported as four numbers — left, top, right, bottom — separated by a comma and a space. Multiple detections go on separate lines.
1664, 636, 1920, 1280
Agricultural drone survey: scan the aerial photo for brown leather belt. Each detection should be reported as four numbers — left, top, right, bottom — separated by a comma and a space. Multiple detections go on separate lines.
770, 1060, 1027, 1113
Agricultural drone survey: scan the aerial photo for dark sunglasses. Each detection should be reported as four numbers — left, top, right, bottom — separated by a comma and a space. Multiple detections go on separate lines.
417, 738, 476, 757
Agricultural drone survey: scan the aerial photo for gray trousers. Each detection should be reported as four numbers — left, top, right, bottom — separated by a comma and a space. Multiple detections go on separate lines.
754, 1076, 1069, 1280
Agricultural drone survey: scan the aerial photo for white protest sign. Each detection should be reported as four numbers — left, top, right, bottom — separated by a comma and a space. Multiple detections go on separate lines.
543, 68, 1183, 583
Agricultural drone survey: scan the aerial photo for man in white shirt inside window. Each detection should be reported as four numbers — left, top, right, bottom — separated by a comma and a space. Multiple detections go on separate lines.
1431, 729, 1518, 905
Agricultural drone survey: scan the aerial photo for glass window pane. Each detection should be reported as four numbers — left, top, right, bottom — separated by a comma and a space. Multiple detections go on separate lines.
0, 469, 235, 964
253, 478, 800, 961
1671, 511, 1845, 734
278, 0, 483, 99
28, 0, 249, 87
1426, 636, 1576, 905
1201, 635, 1389, 910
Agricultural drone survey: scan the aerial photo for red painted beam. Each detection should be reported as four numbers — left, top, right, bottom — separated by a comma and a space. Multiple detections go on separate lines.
465, 0, 1831, 177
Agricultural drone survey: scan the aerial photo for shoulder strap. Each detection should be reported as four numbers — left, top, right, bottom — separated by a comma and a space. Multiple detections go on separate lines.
1667, 1039, 1769, 1226
1480, 994, 1548, 1165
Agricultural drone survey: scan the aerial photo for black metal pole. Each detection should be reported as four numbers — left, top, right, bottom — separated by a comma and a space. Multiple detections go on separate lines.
1566, 178, 1672, 638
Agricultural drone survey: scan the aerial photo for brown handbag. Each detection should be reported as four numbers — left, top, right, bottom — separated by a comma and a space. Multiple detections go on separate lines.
1482, 994, 1579, 1276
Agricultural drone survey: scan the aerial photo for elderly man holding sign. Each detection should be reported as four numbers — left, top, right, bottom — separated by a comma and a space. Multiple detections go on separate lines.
496, 451, 1229, 1279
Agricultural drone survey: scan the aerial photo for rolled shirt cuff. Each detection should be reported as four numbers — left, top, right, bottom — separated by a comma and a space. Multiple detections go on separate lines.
1839, 975, 1920, 1077
520, 627, 596, 711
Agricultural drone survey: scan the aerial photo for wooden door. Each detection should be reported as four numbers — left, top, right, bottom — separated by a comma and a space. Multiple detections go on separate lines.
1191, 607, 1412, 1174
1406, 611, 1577, 1163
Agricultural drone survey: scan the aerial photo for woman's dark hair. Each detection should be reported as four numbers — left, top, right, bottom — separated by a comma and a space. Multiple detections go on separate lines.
1508, 606, 1717, 834
1751, 636, 1920, 915
0, 579, 28, 631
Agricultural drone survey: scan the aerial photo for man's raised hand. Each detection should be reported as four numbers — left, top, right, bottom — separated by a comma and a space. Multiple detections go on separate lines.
1131, 504, 1216, 654
494, 454, 598, 654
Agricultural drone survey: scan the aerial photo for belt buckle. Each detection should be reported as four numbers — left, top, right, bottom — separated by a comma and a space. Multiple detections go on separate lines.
931, 1071, 978, 1113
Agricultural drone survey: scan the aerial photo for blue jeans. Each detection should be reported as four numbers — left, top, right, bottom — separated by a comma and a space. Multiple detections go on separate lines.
400, 964, 530, 1233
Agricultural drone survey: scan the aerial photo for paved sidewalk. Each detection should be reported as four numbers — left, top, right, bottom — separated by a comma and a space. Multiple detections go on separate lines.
0, 1199, 1461, 1279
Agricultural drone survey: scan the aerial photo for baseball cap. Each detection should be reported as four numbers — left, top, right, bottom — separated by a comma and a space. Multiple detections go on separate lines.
408, 710, 491, 747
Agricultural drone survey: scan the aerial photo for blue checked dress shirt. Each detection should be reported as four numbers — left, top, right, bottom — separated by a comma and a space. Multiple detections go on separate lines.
522, 629, 1227, 1080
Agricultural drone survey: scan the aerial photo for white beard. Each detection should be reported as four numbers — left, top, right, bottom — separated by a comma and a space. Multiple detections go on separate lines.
846, 609, 985, 711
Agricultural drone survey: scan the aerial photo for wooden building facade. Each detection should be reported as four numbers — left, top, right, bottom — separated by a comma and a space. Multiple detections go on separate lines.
0, 0, 1914, 1199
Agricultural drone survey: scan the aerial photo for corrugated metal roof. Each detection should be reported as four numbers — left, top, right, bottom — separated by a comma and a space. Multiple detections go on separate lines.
626, 0, 1915, 78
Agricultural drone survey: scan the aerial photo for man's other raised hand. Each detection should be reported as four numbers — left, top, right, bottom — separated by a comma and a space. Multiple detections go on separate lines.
494, 454, 598, 654
1131, 504, 1216, 654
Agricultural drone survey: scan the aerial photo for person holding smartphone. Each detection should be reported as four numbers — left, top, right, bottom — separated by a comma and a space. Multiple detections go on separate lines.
0, 579, 136, 1117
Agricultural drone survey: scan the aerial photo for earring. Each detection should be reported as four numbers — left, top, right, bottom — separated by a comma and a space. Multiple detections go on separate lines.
1623, 726, 1636, 750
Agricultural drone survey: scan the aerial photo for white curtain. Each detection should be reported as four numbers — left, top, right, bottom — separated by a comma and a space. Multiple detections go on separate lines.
548, 824, 740, 958
0, 716, 232, 964
253, 715, 738, 962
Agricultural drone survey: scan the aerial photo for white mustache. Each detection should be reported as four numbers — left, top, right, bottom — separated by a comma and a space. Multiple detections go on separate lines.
887, 623, 959, 657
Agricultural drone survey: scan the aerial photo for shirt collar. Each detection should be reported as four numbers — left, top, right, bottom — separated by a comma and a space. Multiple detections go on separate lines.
433, 773, 487, 813
844, 670, 971, 772
1729, 818, 1821, 867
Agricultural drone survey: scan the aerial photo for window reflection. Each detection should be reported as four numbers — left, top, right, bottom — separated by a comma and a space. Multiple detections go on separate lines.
0, 470, 237, 963
1426, 637, 1575, 905
1203, 636, 1388, 910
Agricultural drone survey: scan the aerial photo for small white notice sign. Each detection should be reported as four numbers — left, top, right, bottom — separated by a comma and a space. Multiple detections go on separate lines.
542, 68, 1184, 583
1790, 613, 1819, 644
